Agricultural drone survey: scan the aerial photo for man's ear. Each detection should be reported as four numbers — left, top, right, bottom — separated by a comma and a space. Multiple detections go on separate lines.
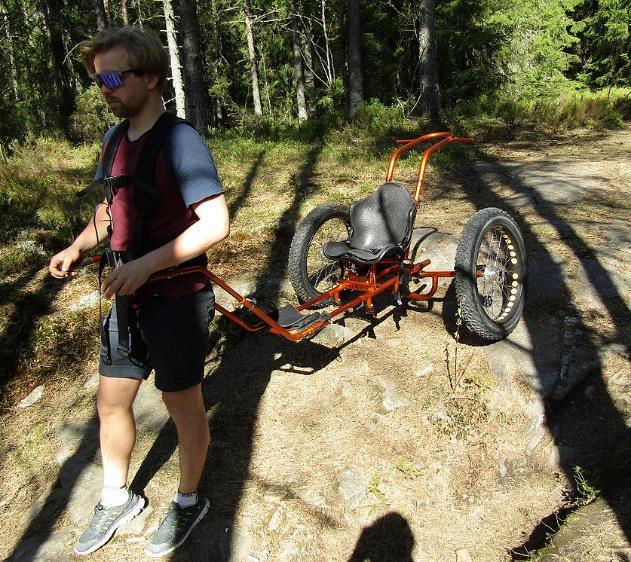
144, 73, 160, 91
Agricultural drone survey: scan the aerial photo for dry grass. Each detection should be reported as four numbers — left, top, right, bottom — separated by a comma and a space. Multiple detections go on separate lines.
1, 127, 630, 560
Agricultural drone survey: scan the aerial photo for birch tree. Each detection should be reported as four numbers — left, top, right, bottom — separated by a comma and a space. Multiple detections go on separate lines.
243, 0, 262, 115
291, 0, 307, 120
162, 0, 186, 117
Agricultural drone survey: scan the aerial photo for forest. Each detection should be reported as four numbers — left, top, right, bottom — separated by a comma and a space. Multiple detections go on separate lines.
0, 0, 629, 148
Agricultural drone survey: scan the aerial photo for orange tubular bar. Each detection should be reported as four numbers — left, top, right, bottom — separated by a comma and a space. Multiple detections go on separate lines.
385, 132, 474, 203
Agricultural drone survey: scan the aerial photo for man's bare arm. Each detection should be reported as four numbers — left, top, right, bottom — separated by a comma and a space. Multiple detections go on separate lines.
49, 200, 110, 279
101, 194, 229, 298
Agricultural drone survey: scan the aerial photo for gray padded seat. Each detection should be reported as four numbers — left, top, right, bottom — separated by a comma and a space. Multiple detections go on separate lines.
323, 182, 417, 264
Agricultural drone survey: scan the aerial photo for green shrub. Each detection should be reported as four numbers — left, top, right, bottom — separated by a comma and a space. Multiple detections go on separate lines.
70, 85, 116, 143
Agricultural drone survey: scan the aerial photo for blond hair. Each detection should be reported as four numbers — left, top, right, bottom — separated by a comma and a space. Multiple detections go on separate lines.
80, 27, 169, 91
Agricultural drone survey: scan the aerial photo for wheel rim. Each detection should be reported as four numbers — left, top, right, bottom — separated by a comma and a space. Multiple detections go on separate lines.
475, 223, 524, 323
306, 217, 351, 295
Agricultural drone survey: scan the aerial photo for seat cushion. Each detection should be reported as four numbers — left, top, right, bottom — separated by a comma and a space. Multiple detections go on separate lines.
321, 183, 416, 264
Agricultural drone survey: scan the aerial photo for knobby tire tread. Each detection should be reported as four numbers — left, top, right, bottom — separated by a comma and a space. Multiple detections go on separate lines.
454, 207, 527, 342
288, 204, 351, 308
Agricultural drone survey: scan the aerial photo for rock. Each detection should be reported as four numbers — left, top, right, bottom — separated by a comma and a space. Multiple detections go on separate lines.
455, 548, 473, 562
338, 468, 369, 510
295, 487, 326, 508
17, 385, 44, 409
65, 464, 104, 525
584, 385, 596, 400
188, 519, 250, 562
416, 363, 434, 378
341, 381, 353, 400
373, 375, 410, 412
68, 291, 100, 311
311, 323, 356, 347
83, 372, 100, 389
267, 509, 282, 531
55, 421, 99, 465
9, 531, 74, 562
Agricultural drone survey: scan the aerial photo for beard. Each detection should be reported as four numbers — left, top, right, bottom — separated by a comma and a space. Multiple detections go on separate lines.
105, 96, 144, 119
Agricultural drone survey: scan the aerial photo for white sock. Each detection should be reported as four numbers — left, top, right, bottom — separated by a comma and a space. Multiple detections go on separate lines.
175, 490, 198, 508
101, 485, 129, 507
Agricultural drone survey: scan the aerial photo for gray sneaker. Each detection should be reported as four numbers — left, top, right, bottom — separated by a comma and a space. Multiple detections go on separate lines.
74, 490, 146, 555
144, 497, 210, 558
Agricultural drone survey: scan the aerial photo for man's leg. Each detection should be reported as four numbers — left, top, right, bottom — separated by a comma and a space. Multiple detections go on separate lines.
145, 383, 210, 557
74, 376, 146, 556
97, 375, 142, 487
162, 383, 210, 493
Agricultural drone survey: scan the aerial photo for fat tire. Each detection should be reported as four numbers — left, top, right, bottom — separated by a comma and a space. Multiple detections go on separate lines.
454, 207, 527, 342
288, 203, 351, 308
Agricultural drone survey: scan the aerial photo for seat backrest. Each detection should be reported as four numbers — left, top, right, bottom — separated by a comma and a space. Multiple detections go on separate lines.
348, 182, 417, 252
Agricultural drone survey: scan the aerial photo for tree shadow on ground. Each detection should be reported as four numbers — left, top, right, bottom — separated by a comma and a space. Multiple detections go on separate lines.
0, 274, 65, 407
450, 151, 631, 556
6, 145, 276, 560
167, 141, 335, 560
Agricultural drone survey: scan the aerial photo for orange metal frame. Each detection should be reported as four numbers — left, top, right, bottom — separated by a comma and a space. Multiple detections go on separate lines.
101, 132, 474, 342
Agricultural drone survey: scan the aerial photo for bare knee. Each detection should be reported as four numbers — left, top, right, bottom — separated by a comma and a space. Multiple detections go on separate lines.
162, 384, 204, 413
97, 376, 141, 419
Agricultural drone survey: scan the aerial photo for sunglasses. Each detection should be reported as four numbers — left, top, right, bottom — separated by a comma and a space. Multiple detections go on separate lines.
93, 69, 140, 89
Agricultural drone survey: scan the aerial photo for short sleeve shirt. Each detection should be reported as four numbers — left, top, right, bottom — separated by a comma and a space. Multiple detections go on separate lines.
97, 117, 224, 304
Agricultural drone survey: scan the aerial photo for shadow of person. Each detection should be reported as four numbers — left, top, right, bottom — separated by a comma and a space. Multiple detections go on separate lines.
348, 512, 415, 562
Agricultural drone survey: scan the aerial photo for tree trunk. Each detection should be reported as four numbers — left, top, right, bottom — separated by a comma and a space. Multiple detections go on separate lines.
291, 0, 307, 121
347, 0, 363, 117
300, 30, 314, 96
41, 0, 74, 136
418, 0, 440, 122
162, 0, 186, 117
134, 0, 142, 27
175, 0, 208, 133
121, 0, 128, 25
243, 0, 262, 115
1, 8, 18, 100
103, 0, 111, 25
321, 0, 334, 85
94, 0, 108, 30
337, 0, 349, 113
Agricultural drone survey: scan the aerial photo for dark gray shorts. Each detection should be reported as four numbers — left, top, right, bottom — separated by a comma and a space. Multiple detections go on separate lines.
99, 288, 215, 392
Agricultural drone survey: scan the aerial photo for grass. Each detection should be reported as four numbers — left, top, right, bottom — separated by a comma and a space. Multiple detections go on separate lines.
0, 117, 629, 559
450, 87, 631, 136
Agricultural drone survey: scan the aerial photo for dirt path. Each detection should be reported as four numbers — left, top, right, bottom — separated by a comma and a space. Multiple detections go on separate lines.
2, 127, 630, 561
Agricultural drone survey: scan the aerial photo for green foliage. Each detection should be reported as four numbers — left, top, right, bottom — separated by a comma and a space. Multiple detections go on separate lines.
573, 465, 601, 505
0, 0, 628, 147
448, 87, 630, 132
70, 85, 117, 143
571, 0, 631, 88
0, 137, 97, 248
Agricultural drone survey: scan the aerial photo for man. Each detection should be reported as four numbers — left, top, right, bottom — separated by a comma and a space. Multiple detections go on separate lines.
49, 26, 229, 557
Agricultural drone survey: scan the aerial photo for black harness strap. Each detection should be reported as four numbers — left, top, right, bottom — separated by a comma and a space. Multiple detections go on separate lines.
76, 121, 130, 200
78, 113, 194, 359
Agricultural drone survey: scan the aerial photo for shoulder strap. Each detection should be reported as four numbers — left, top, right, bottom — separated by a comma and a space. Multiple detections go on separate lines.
102, 120, 129, 177
76, 121, 130, 198
129, 113, 194, 255
134, 112, 193, 192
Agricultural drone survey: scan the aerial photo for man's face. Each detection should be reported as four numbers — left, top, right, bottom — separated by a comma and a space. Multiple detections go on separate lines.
93, 46, 153, 118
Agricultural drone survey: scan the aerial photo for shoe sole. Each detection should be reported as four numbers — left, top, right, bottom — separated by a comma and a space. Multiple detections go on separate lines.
74, 495, 147, 556
144, 498, 210, 558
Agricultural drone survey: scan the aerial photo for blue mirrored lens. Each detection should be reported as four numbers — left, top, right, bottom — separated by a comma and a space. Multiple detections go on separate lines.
95, 72, 123, 89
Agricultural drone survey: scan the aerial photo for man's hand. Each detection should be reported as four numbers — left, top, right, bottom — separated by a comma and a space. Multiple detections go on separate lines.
49, 245, 83, 279
101, 258, 154, 299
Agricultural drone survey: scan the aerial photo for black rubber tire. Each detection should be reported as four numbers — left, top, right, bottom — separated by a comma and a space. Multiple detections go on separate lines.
454, 207, 527, 342
288, 203, 352, 307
